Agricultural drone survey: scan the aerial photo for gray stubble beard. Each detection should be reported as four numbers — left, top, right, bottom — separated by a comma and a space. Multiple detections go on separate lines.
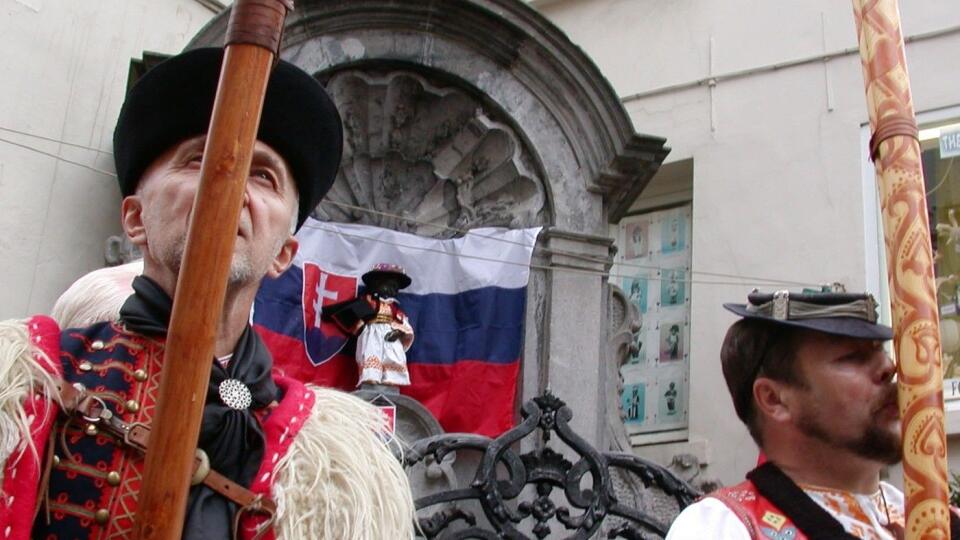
158, 237, 261, 288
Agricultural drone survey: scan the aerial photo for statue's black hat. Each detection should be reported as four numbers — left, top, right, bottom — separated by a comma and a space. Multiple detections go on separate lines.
362, 263, 412, 290
723, 288, 893, 340
112, 47, 342, 229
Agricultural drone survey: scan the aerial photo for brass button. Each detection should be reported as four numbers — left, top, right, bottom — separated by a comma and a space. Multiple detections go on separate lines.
106, 471, 121, 486
78, 361, 93, 372
124, 400, 140, 413
94, 508, 110, 524
53, 454, 60, 466
85, 423, 99, 436
133, 369, 148, 382
91, 340, 105, 351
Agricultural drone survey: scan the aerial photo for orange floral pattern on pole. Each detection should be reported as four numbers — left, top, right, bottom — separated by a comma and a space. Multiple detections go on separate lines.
851, 1, 949, 538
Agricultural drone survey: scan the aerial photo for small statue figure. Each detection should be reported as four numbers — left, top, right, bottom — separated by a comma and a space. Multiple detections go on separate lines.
936, 208, 960, 253
326, 264, 415, 386
666, 275, 680, 305
666, 324, 681, 359
664, 382, 678, 414
627, 387, 641, 420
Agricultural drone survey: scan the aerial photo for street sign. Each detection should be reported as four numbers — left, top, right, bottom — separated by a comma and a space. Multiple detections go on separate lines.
940, 128, 960, 158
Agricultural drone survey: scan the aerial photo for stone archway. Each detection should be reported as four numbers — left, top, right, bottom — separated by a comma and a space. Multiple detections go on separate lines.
188, 0, 668, 445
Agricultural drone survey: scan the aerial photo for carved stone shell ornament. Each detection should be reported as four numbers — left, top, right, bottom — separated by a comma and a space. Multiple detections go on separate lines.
313, 70, 548, 238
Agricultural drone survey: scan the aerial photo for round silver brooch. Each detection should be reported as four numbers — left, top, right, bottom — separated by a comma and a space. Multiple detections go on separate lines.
218, 379, 252, 410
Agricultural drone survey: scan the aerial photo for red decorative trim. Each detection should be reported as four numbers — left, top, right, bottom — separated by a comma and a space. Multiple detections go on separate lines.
0, 316, 62, 540
708, 480, 809, 540
239, 375, 315, 540
102, 337, 163, 539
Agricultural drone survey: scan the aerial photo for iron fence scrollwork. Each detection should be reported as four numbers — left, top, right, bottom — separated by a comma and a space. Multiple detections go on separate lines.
404, 392, 701, 539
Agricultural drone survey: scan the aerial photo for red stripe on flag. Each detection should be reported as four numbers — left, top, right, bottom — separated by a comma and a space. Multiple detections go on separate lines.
256, 325, 358, 391
404, 361, 519, 437
256, 325, 519, 437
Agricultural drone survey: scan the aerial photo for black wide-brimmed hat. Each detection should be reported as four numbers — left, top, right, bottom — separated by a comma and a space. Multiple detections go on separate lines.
112, 47, 342, 229
362, 263, 412, 289
723, 289, 893, 340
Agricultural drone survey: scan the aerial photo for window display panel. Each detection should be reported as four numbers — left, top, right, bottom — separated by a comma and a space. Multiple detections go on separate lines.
921, 120, 960, 398
617, 205, 691, 436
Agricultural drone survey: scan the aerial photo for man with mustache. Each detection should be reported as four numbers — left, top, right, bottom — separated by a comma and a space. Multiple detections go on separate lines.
665, 288, 945, 539
0, 47, 413, 539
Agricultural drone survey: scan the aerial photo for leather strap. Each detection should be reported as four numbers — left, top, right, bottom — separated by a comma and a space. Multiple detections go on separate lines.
748, 463, 856, 539
57, 381, 277, 517
869, 114, 919, 162
749, 462, 960, 539
225, 0, 293, 57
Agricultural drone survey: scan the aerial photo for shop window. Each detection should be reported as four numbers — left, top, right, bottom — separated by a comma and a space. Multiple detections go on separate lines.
922, 117, 960, 397
614, 159, 692, 443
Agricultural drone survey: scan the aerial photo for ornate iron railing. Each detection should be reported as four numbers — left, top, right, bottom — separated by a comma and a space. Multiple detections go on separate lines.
404, 392, 701, 539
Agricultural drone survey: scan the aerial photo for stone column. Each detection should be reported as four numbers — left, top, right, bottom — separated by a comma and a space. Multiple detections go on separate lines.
532, 228, 615, 447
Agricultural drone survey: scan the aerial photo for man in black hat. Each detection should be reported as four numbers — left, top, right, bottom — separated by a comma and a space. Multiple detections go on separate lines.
0, 48, 413, 540
666, 288, 937, 539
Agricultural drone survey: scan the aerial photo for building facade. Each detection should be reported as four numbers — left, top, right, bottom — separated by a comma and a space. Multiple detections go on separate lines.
0, 0, 228, 319
534, 0, 960, 487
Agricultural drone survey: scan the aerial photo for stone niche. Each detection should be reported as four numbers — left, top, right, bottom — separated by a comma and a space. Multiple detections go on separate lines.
321, 68, 547, 237
188, 0, 668, 448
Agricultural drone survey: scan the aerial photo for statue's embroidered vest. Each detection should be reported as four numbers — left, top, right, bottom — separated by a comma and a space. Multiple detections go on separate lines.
708, 480, 807, 540
32, 321, 164, 539
383, 299, 404, 323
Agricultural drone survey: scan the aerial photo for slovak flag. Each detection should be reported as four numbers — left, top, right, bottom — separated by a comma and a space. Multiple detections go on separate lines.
253, 218, 541, 437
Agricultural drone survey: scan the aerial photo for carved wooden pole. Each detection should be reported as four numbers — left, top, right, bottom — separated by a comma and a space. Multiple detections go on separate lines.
851, 1, 949, 537
133, 1, 292, 538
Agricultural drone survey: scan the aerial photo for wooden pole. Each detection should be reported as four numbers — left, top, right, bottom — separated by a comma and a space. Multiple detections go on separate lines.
850, 1, 949, 537
133, 1, 292, 538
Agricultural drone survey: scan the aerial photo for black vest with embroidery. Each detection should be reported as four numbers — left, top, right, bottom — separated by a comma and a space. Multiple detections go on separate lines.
32, 321, 164, 540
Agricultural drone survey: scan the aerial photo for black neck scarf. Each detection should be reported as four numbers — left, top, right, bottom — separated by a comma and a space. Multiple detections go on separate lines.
119, 275, 278, 540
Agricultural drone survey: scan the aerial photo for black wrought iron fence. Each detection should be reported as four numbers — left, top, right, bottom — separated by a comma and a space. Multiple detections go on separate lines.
404, 392, 701, 539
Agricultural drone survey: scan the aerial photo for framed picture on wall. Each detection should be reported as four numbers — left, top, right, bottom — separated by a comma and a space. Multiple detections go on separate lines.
660, 210, 687, 254
658, 322, 684, 362
659, 268, 685, 307
621, 382, 647, 425
656, 374, 685, 423
624, 274, 649, 314
623, 219, 649, 260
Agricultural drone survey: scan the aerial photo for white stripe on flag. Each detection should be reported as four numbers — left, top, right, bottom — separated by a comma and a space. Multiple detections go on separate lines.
294, 219, 541, 294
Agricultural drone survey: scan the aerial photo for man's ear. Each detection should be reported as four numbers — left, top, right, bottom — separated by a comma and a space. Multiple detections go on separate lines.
267, 236, 299, 278
121, 196, 147, 247
753, 377, 795, 424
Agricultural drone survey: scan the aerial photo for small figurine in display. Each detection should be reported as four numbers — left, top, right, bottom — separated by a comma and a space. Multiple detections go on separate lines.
630, 224, 646, 259
664, 382, 678, 414
627, 386, 641, 420
668, 217, 679, 250
666, 274, 680, 305
327, 263, 415, 386
667, 324, 681, 359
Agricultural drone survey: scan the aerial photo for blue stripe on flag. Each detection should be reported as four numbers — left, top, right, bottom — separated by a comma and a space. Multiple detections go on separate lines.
254, 265, 305, 334
403, 287, 526, 366
254, 265, 525, 366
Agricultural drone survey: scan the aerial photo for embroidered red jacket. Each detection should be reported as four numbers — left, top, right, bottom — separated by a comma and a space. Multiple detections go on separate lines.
0, 315, 408, 540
